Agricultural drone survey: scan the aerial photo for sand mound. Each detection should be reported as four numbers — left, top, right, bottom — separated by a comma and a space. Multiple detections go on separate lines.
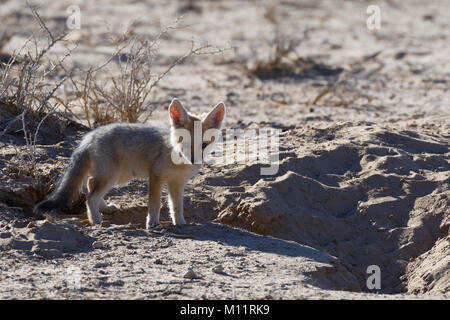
195, 122, 449, 294
0, 219, 94, 259
1, 120, 447, 295
0, 101, 87, 146
405, 235, 449, 294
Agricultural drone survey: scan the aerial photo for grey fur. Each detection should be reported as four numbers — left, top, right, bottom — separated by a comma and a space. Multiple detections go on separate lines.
33, 99, 226, 227
34, 123, 169, 215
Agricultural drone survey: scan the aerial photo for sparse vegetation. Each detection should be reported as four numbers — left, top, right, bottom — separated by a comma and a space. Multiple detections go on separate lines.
58, 23, 226, 127
0, 3, 74, 201
242, 34, 304, 77
233, 23, 326, 79
0, 4, 226, 210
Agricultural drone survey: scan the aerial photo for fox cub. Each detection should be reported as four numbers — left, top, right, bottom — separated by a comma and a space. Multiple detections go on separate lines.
34, 99, 226, 228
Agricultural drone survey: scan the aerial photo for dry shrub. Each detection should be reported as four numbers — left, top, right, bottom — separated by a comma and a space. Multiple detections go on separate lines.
244, 35, 302, 77
311, 54, 379, 106
264, 0, 280, 24
236, 28, 318, 79
0, 4, 75, 201
60, 26, 226, 127
0, 5, 73, 146
61, 36, 161, 126
0, 31, 13, 64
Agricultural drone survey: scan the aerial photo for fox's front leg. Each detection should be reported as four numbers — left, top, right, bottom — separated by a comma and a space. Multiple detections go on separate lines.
146, 175, 164, 229
168, 180, 187, 225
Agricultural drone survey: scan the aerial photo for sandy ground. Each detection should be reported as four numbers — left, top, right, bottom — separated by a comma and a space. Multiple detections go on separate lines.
0, 0, 449, 299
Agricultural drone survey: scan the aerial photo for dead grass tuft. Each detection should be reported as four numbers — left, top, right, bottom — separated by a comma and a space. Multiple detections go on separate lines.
235, 28, 323, 79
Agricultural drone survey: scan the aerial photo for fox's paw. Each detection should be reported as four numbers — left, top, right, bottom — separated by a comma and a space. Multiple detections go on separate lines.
146, 222, 162, 230
173, 217, 187, 226
89, 216, 103, 226
146, 216, 161, 230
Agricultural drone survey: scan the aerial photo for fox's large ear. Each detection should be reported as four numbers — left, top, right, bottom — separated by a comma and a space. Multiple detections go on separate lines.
204, 102, 226, 129
168, 98, 189, 127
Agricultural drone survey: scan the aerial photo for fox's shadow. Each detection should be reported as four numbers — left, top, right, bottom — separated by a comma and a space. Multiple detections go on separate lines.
73, 205, 329, 263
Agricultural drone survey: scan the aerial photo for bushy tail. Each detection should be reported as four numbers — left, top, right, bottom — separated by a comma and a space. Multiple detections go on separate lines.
34, 147, 90, 215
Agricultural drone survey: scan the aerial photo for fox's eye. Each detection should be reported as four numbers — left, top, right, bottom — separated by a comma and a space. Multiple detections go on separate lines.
202, 143, 208, 149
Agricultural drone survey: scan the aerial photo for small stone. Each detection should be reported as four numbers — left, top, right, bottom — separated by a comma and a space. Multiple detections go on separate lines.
212, 265, 224, 274
92, 240, 107, 249
94, 262, 108, 268
154, 258, 163, 265
183, 268, 199, 279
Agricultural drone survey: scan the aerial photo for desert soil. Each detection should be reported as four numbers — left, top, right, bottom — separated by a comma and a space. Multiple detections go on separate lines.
0, 0, 449, 299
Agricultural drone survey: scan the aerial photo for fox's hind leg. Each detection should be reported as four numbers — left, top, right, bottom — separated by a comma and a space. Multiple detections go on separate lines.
81, 175, 118, 214
86, 175, 116, 225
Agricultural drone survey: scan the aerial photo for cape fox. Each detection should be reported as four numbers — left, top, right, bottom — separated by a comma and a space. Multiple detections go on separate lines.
34, 99, 226, 228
